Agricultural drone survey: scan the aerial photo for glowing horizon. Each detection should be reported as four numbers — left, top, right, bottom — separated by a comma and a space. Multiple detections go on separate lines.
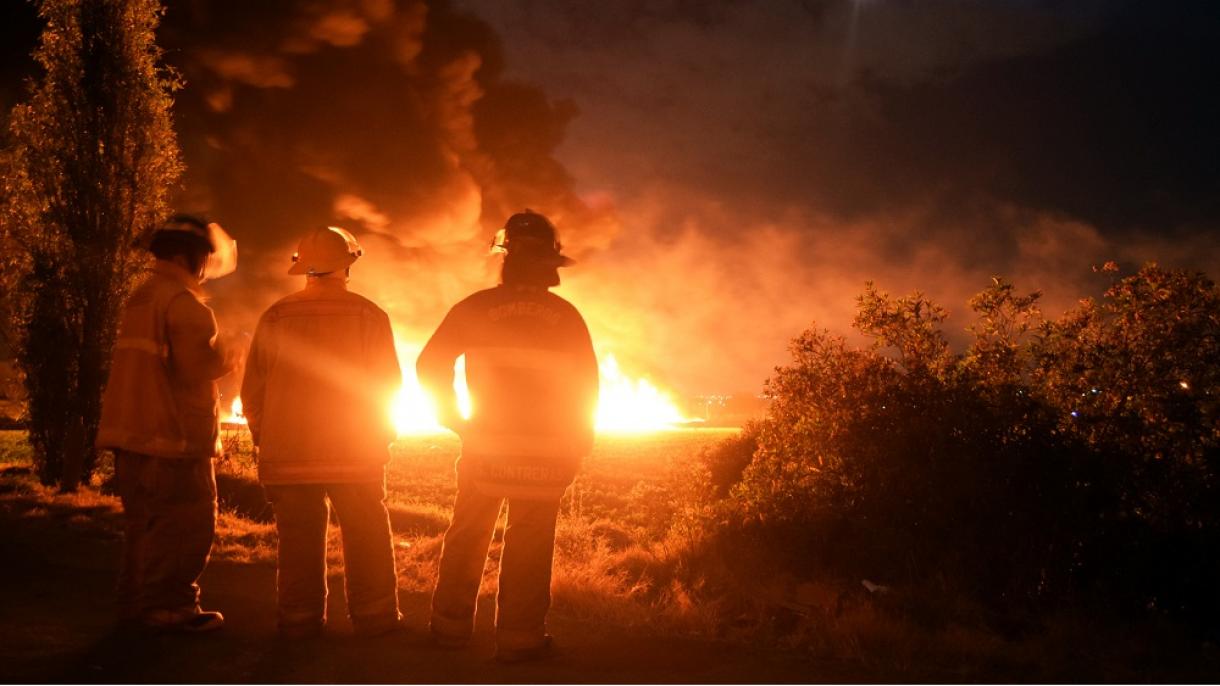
226, 348, 698, 436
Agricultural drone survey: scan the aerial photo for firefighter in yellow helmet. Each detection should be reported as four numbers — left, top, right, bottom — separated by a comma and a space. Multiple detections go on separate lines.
240, 226, 403, 638
418, 210, 598, 662
98, 214, 238, 633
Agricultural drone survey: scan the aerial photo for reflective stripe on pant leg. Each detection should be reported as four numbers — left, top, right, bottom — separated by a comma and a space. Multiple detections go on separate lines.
140, 457, 217, 613
430, 484, 503, 640
495, 496, 562, 650
266, 484, 330, 629
326, 480, 401, 630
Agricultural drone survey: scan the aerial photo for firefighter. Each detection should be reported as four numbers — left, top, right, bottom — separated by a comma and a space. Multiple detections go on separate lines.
98, 214, 238, 633
241, 226, 403, 639
418, 210, 599, 662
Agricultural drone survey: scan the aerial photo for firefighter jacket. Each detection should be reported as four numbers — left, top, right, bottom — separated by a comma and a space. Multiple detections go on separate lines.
417, 284, 599, 500
241, 276, 401, 484
98, 261, 229, 459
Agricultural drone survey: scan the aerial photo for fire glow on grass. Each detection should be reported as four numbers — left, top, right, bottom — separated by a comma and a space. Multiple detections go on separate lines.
225, 350, 695, 435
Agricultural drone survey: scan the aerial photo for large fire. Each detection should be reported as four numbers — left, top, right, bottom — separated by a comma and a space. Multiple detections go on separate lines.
593, 354, 689, 431
386, 350, 693, 435
225, 348, 694, 436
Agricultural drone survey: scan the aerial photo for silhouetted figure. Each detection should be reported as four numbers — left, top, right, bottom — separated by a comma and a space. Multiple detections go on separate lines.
97, 215, 238, 633
241, 227, 402, 639
419, 210, 598, 662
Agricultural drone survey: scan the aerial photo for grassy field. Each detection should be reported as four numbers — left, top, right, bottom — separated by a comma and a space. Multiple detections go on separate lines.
2, 427, 740, 614
3, 428, 1218, 680
210, 427, 742, 625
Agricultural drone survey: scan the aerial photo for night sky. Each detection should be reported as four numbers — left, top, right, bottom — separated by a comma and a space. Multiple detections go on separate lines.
3, 0, 1219, 393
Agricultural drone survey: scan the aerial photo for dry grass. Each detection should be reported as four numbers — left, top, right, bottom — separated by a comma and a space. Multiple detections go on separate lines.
211, 507, 278, 564
4, 429, 1215, 679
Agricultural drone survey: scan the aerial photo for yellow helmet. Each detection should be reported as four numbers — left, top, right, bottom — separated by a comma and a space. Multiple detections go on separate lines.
289, 226, 362, 276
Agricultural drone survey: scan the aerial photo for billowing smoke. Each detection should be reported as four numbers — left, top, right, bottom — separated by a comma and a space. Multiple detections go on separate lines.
160, 0, 618, 358
559, 185, 1220, 394
446, 0, 1220, 393
8, 1, 1215, 400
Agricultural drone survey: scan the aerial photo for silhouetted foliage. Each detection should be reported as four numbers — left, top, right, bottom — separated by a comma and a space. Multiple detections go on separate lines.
1032, 264, 1220, 626
707, 266, 1220, 633
1, 0, 181, 489
699, 426, 758, 498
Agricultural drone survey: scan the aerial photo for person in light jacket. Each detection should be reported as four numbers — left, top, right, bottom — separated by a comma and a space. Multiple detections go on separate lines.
241, 226, 402, 639
98, 214, 237, 633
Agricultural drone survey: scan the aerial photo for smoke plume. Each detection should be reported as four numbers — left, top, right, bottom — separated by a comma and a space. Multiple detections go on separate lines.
6, 0, 1217, 399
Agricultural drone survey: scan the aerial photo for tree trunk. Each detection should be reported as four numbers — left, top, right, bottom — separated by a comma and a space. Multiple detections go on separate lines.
59, 414, 85, 493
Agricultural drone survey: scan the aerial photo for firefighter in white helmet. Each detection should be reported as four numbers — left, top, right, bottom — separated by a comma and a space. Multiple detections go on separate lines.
98, 214, 239, 633
418, 210, 598, 662
240, 226, 403, 638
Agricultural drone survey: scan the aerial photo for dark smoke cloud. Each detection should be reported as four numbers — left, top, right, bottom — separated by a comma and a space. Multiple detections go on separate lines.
157, 0, 617, 338
4, 0, 1219, 396
462, 0, 1220, 233
451, 0, 1220, 391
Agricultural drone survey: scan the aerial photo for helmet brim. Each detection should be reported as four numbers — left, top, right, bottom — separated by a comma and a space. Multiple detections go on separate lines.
288, 253, 358, 275
201, 223, 238, 281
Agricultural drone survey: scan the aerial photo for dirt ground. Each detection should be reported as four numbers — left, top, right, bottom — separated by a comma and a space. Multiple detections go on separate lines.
0, 485, 880, 685
5, 469, 1216, 684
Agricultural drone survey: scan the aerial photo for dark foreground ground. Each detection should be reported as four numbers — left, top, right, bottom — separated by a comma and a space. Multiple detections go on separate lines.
3, 468, 1219, 684
0, 479, 852, 685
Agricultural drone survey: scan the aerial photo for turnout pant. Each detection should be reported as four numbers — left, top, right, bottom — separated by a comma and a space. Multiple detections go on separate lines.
263, 481, 401, 634
430, 469, 562, 650
115, 451, 217, 620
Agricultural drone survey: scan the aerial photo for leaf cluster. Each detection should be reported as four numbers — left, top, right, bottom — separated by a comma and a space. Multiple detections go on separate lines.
705, 267, 1220, 629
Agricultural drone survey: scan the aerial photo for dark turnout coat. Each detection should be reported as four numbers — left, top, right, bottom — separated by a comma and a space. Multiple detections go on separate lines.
417, 284, 599, 499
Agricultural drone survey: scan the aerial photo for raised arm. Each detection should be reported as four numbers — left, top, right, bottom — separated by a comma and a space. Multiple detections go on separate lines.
166, 292, 233, 384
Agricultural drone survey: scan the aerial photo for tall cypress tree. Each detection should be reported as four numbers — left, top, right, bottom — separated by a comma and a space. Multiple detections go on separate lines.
1, 0, 182, 490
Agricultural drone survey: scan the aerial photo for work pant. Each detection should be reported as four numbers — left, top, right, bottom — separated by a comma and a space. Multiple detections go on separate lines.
430, 473, 562, 650
115, 450, 217, 620
263, 481, 401, 635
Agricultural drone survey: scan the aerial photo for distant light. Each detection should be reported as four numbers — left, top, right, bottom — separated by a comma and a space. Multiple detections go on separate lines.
1180, 380, 1190, 390
1070, 411, 1079, 418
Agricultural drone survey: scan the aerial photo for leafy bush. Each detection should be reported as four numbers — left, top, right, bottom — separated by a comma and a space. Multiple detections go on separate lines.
711, 266, 1220, 631
1033, 264, 1220, 626
699, 427, 758, 498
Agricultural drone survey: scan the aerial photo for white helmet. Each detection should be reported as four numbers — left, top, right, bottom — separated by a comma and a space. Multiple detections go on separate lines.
289, 226, 362, 275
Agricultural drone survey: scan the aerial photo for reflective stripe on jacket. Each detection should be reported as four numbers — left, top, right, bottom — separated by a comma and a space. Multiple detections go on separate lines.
417, 284, 598, 500
97, 261, 227, 459
241, 277, 401, 484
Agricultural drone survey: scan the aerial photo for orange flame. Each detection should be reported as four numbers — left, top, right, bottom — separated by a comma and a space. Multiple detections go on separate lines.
594, 354, 691, 432
223, 396, 247, 425
389, 348, 472, 435
222, 335, 693, 437
388, 345, 693, 436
